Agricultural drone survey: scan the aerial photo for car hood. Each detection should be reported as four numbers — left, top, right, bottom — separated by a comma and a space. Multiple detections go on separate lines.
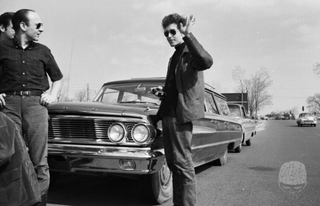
47, 102, 158, 118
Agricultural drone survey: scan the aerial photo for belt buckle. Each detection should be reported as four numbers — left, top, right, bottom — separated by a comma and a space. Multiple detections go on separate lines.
19, 91, 30, 96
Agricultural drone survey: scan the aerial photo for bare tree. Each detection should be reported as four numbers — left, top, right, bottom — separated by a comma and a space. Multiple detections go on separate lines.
233, 67, 273, 117
232, 66, 246, 93
313, 62, 320, 76
307, 93, 320, 113
74, 89, 87, 102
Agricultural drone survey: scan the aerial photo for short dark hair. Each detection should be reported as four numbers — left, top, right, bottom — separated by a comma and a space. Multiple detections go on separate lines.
161, 13, 186, 29
0, 12, 14, 31
12, 9, 35, 32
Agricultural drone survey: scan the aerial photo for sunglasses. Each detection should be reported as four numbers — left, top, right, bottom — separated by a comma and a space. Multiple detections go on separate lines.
35, 23, 43, 30
164, 29, 176, 37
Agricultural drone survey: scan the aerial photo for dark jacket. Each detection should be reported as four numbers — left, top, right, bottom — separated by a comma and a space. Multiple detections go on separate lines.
158, 33, 213, 124
0, 112, 41, 206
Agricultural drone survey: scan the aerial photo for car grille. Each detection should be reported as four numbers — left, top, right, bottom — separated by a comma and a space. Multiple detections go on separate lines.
48, 118, 135, 142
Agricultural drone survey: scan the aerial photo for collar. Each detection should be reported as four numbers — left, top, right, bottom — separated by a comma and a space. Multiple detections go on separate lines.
13, 38, 36, 50
175, 42, 185, 51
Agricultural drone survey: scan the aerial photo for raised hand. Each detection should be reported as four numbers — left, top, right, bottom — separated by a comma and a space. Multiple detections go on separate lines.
179, 14, 195, 35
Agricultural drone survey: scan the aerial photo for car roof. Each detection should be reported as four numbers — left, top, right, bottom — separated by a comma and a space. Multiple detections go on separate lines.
101, 77, 225, 98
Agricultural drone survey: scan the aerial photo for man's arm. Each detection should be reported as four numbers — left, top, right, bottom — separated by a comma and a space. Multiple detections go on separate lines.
179, 15, 213, 70
40, 79, 62, 106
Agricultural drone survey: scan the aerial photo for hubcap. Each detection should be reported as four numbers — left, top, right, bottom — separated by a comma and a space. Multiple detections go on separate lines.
160, 161, 171, 187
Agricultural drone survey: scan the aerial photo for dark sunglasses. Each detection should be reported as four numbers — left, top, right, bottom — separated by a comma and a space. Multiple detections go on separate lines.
164, 29, 176, 37
35, 23, 43, 29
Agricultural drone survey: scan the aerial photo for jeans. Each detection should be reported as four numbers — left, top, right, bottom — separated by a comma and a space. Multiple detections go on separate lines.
162, 116, 196, 206
1, 95, 50, 195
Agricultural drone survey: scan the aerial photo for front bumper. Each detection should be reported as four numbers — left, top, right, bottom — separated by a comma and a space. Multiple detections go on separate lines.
48, 143, 165, 175
298, 120, 317, 125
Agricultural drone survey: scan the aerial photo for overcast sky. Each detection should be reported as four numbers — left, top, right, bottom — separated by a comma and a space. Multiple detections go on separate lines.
1, 0, 320, 114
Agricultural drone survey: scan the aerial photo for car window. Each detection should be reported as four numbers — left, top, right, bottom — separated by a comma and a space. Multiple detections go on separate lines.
95, 83, 161, 105
228, 105, 241, 117
215, 95, 230, 116
204, 91, 218, 114
300, 113, 312, 117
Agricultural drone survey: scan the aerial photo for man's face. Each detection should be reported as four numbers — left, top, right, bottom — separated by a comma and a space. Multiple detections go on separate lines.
164, 23, 184, 47
25, 11, 43, 41
0, 21, 15, 40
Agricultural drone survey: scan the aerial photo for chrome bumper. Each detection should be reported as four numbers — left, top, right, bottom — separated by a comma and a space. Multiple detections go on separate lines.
48, 143, 165, 175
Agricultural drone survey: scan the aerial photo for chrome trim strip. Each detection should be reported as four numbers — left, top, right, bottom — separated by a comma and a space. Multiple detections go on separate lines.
192, 139, 237, 150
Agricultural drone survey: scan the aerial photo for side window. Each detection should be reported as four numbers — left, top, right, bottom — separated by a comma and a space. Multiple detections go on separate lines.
215, 96, 230, 116
204, 91, 218, 114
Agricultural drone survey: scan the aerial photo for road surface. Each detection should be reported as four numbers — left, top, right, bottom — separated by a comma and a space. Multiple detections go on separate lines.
48, 120, 320, 206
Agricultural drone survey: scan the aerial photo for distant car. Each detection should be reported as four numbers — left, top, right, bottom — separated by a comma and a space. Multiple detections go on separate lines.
227, 104, 257, 151
47, 77, 242, 204
261, 116, 269, 120
275, 115, 286, 120
297, 113, 317, 127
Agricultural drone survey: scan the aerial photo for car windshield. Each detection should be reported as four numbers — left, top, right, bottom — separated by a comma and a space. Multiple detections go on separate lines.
300, 113, 312, 117
93, 82, 162, 105
228, 105, 241, 117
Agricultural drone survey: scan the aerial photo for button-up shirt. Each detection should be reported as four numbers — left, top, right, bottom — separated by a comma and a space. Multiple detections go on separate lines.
0, 39, 63, 92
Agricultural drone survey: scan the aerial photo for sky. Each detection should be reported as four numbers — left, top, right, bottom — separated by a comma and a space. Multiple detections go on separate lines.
1, 0, 320, 115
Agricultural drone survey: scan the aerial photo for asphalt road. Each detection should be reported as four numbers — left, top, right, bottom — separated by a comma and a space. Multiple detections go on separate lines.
48, 120, 320, 206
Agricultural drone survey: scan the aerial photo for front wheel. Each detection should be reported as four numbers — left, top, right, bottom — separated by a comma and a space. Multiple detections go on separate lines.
246, 139, 251, 146
215, 149, 227, 166
142, 159, 172, 204
234, 135, 243, 153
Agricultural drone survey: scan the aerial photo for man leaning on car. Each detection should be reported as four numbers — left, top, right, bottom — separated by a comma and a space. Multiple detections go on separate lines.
0, 9, 63, 206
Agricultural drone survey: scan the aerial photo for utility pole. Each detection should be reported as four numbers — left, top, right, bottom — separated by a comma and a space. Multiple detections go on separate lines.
87, 84, 89, 101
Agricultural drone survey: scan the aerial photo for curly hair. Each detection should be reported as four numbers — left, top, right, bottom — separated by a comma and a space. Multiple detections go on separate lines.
0, 12, 14, 31
161, 13, 186, 29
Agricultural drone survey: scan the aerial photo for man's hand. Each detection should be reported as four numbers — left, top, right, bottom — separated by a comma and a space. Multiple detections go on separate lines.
0, 93, 6, 109
150, 86, 166, 98
40, 93, 57, 106
179, 14, 195, 36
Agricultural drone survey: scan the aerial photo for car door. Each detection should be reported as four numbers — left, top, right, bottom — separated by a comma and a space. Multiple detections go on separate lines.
191, 90, 230, 166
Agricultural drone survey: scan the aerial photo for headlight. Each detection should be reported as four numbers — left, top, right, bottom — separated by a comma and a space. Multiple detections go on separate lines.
108, 123, 126, 143
131, 124, 150, 144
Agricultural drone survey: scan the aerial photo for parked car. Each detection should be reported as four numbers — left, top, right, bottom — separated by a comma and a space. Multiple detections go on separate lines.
275, 115, 286, 120
227, 104, 257, 151
47, 77, 242, 204
296, 112, 317, 127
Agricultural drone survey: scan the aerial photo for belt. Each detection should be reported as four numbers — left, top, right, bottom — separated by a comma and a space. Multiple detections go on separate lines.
4, 91, 44, 96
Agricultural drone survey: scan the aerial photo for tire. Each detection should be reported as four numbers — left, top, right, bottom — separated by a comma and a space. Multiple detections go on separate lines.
216, 149, 227, 166
246, 139, 251, 146
234, 135, 243, 153
142, 159, 172, 204
234, 143, 242, 153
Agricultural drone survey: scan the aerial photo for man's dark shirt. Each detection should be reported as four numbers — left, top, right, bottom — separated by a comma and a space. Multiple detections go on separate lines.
0, 39, 63, 92
160, 43, 185, 117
